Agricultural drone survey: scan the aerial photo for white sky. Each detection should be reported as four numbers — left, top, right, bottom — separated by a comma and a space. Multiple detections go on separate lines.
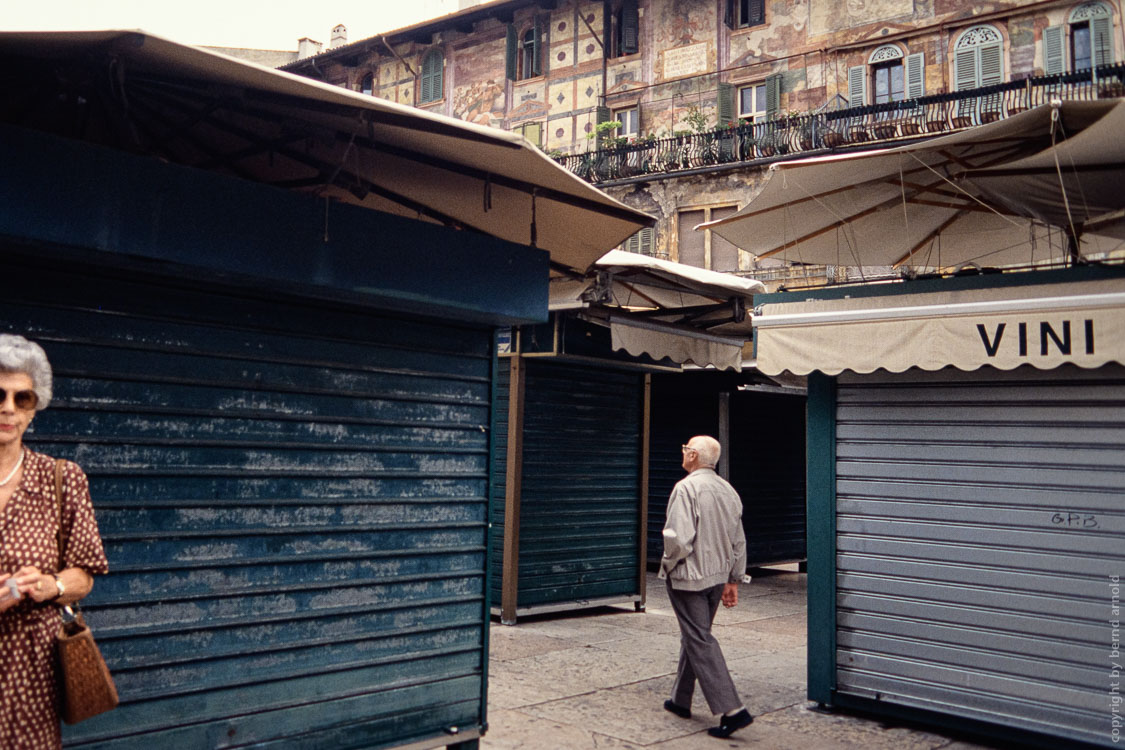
2, 0, 463, 50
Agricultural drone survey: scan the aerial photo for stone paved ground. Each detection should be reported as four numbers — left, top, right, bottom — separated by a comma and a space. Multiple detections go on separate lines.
481, 566, 1004, 750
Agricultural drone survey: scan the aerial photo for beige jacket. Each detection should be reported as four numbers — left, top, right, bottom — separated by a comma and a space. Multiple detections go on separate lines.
659, 468, 747, 591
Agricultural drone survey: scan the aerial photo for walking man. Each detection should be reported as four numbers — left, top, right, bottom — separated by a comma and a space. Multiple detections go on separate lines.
659, 435, 753, 738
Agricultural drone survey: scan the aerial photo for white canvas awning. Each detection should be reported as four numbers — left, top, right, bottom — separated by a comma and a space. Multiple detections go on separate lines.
752, 277, 1125, 375
0, 30, 653, 274
548, 250, 765, 370
702, 101, 1125, 271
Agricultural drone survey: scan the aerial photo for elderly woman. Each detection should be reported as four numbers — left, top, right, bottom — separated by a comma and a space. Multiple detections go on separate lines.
0, 334, 108, 748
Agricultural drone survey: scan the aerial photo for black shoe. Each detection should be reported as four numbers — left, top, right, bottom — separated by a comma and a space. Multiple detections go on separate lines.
663, 700, 691, 719
707, 708, 753, 738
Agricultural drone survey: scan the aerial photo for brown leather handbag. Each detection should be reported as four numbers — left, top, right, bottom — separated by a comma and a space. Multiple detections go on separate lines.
53, 459, 118, 724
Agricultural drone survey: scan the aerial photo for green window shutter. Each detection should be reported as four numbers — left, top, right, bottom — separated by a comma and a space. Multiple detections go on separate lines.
979, 41, 1004, 85
905, 52, 925, 99
532, 16, 543, 77
1043, 25, 1065, 74
421, 50, 442, 103
847, 65, 866, 107
717, 82, 734, 125
765, 73, 781, 117
1092, 16, 1114, 66
625, 231, 640, 253
954, 47, 978, 90
596, 104, 611, 148
622, 0, 639, 55
748, 0, 765, 26
639, 227, 654, 256
506, 24, 517, 80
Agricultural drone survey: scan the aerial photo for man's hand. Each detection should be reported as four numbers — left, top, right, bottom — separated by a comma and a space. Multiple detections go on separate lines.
721, 582, 739, 608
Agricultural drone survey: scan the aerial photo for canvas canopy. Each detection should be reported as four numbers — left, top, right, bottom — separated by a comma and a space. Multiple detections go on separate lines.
752, 277, 1125, 375
549, 249, 766, 371
702, 101, 1125, 271
0, 30, 653, 274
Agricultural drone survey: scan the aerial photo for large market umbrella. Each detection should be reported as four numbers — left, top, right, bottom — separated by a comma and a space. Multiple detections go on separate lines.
0, 30, 653, 275
701, 101, 1125, 271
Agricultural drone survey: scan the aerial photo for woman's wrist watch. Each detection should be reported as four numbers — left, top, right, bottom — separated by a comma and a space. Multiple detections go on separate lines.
52, 575, 65, 600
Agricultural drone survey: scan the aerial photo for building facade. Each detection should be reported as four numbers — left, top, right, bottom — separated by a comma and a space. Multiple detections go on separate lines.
285, 0, 1121, 284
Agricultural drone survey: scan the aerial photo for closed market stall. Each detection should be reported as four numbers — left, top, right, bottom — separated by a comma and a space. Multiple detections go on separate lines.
491, 253, 762, 624
0, 31, 650, 749
755, 269, 1125, 748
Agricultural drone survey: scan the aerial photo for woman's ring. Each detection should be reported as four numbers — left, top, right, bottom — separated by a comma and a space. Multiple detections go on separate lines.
35, 581, 42, 591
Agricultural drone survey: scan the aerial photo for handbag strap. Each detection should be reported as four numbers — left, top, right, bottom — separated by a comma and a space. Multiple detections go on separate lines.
53, 459, 78, 618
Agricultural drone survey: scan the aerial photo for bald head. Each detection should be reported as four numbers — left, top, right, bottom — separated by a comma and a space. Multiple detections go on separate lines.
685, 435, 721, 469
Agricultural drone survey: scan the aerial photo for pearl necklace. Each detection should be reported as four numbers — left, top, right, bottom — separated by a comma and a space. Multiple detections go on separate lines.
0, 449, 25, 487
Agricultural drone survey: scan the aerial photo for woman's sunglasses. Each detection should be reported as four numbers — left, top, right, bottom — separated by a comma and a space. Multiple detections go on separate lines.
1, 389, 38, 410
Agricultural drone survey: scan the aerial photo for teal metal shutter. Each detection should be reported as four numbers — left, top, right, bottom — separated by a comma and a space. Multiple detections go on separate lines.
1092, 16, 1114, 66
1043, 25, 1065, 75
595, 104, 612, 148
729, 391, 806, 565
499, 360, 644, 610
9, 254, 492, 749
506, 24, 518, 80
847, 65, 867, 107
905, 52, 925, 99
833, 365, 1125, 748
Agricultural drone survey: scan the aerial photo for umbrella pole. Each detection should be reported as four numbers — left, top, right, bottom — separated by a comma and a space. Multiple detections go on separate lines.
1066, 224, 1083, 267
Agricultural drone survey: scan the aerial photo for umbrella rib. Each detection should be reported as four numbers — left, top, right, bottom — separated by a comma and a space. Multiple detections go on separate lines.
132, 76, 649, 226
133, 84, 485, 229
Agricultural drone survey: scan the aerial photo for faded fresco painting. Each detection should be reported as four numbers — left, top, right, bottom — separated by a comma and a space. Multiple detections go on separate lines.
809, 0, 914, 35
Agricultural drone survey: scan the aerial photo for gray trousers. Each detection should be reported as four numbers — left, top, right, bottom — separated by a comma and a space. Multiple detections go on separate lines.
667, 580, 742, 716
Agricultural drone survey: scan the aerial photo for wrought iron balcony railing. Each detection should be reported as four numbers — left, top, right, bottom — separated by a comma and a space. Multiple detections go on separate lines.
555, 63, 1125, 184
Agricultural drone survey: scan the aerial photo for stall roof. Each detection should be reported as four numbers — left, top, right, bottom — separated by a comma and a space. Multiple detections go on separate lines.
0, 30, 653, 274
701, 101, 1125, 271
752, 274, 1125, 375
549, 250, 766, 371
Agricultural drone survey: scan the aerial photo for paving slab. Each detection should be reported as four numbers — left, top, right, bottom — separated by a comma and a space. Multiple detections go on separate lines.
481, 567, 1005, 750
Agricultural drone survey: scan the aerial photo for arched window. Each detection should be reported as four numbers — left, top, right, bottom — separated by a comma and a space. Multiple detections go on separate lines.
869, 45, 904, 105
847, 45, 924, 107
1046, 3, 1114, 73
420, 49, 443, 103
953, 25, 1005, 91
505, 19, 544, 81
359, 73, 374, 96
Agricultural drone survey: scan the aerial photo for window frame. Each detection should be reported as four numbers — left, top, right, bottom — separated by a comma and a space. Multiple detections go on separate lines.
609, 0, 640, 58
737, 82, 768, 122
731, 0, 766, 30
517, 25, 541, 80
613, 107, 640, 139
359, 73, 375, 96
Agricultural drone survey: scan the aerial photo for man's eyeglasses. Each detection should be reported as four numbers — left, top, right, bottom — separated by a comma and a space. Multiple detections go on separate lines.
681, 444, 697, 453
0, 389, 38, 411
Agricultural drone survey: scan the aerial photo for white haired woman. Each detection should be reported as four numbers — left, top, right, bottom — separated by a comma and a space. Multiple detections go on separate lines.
0, 334, 108, 748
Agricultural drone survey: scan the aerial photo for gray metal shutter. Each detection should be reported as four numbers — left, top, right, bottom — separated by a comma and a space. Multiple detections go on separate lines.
621, 0, 639, 55
765, 73, 782, 118
494, 360, 644, 609
729, 391, 806, 565
8, 255, 492, 749
834, 364, 1125, 748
